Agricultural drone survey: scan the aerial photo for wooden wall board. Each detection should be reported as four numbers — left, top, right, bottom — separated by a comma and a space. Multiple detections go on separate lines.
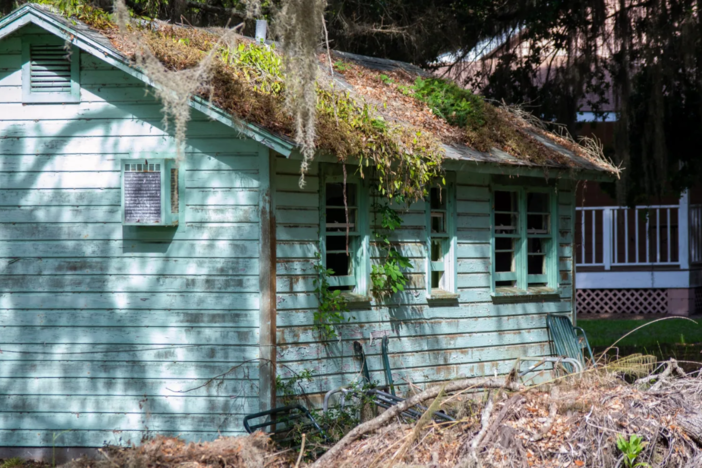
272, 160, 576, 399
0, 30, 264, 446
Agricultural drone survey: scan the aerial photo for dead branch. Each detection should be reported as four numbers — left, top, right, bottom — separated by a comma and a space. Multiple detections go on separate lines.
309, 377, 521, 468
478, 394, 525, 449
531, 386, 559, 442
679, 413, 702, 446
471, 392, 495, 452
635, 358, 687, 390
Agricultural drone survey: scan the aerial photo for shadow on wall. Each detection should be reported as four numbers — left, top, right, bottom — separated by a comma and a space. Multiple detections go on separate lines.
0, 68, 261, 446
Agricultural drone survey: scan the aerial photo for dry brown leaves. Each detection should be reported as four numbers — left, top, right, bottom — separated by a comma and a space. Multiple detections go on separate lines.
328, 57, 463, 144
324, 372, 702, 468
74, 11, 617, 174
62, 433, 290, 468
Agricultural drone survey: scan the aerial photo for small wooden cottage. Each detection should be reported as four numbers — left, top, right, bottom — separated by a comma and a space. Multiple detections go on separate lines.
0, 4, 617, 454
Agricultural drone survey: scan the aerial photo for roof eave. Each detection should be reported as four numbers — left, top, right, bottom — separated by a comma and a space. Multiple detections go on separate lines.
442, 158, 618, 181
0, 4, 296, 157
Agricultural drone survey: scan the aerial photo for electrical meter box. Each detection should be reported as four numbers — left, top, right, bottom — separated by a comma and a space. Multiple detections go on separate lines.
121, 158, 179, 226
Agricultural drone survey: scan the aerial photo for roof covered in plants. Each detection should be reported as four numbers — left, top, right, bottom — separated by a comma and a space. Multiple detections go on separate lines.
1, 3, 619, 179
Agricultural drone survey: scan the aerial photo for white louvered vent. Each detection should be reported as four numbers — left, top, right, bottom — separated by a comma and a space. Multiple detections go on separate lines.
29, 44, 72, 93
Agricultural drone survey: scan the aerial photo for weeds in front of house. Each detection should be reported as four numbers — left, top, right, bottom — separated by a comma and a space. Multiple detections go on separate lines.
0, 458, 23, 468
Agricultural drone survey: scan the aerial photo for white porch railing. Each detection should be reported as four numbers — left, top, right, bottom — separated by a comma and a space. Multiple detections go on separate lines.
576, 204, 687, 269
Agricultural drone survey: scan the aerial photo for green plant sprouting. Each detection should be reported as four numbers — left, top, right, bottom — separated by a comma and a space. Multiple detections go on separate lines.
411, 77, 485, 129
370, 196, 413, 296
616, 434, 651, 468
312, 253, 350, 341
275, 368, 314, 405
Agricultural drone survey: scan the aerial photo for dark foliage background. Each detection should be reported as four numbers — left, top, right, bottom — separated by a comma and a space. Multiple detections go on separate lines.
3, 0, 699, 204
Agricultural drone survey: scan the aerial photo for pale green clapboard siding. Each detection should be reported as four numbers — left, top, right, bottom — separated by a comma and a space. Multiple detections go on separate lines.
0, 26, 263, 446
274, 163, 576, 399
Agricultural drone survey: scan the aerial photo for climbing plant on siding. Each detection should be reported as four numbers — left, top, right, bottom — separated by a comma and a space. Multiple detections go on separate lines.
312, 253, 350, 341
370, 194, 413, 297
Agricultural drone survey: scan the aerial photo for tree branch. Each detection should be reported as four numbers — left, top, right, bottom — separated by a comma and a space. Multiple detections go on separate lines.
310, 377, 522, 468
186, 2, 246, 17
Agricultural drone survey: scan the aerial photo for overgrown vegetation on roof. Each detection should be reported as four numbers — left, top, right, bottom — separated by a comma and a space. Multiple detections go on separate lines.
32, 0, 617, 198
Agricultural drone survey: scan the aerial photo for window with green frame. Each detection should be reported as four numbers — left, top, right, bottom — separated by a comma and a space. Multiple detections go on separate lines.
492, 187, 557, 293
426, 178, 457, 298
320, 169, 369, 295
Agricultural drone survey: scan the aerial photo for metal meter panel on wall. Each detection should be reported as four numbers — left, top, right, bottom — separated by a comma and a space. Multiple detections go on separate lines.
121, 159, 179, 226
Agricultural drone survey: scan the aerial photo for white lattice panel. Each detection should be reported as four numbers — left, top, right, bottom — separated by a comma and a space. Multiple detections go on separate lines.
577, 289, 668, 314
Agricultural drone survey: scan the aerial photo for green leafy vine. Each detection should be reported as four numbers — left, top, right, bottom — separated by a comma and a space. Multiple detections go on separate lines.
370, 195, 413, 297
312, 253, 349, 341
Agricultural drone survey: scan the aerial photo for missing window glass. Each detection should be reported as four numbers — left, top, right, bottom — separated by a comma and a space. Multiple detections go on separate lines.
495, 191, 517, 212
495, 252, 514, 273
496, 280, 516, 288
326, 183, 357, 232
430, 187, 446, 210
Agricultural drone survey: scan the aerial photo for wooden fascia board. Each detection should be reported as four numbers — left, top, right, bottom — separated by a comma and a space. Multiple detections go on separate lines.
443, 159, 618, 182
286, 151, 617, 182
0, 6, 295, 157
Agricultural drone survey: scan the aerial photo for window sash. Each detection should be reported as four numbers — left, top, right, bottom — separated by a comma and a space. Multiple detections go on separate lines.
320, 167, 368, 295
328, 276, 356, 287
492, 187, 556, 292
426, 179, 456, 294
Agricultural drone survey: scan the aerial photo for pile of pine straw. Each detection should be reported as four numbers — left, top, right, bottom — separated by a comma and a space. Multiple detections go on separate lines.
310, 357, 702, 468
61, 357, 702, 468
62, 432, 290, 468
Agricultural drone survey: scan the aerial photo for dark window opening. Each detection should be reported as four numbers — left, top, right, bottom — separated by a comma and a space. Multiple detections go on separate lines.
324, 181, 359, 292
495, 251, 514, 273
495, 191, 517, 212
326, 183, 358, 232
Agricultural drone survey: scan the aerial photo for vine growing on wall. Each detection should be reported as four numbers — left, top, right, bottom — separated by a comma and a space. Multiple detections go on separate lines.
312, 253, 349, 341
370, 194, 413, 297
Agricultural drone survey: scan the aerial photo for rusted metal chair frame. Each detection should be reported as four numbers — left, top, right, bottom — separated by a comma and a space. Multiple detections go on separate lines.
243, 404, 329, 444
323, 340, 454, 423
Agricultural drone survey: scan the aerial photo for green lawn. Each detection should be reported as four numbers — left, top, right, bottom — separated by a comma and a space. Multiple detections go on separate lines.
577, 317, 702, 348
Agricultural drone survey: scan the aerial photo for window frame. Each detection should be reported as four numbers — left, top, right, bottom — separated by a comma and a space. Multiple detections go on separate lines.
490, 184, 558, 295
425, 174, 458, 299
319, 164, 370, 297
121, 158, 179, 226
21, 36, 80, 104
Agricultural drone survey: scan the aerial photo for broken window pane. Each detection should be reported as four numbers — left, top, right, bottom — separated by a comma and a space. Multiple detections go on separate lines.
495, 251, 514, 273
494, 191, 518, 234
431, 239, 443, 261
431, 239, 444, 289
431, 212, 446, 233
527, 192, 549, 212
326, 183, 357, 207
527, 238, 546, 275
430, 187, 446, 210
495, 191, 517, 212
326, 208, 357, 232
527, 214, 549, 234
325, 182, 359, 292
495, 213, 518, 234
326, 182, 358, 232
